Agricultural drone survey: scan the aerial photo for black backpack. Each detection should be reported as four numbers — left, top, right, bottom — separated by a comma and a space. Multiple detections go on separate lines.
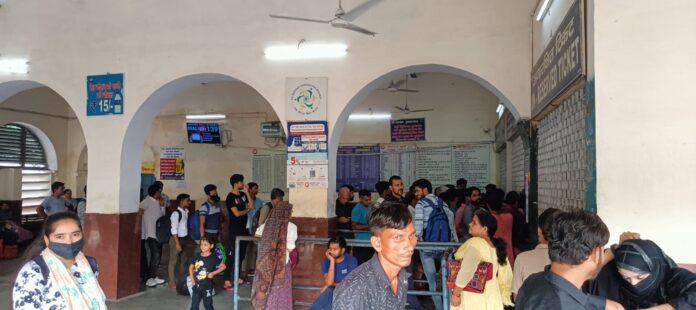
156, 210, 182, 244
32, 255, 99, 282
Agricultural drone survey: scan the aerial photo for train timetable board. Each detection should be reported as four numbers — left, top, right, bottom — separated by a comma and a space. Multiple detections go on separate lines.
336, 145, 380, 191
378, 143, 491, 188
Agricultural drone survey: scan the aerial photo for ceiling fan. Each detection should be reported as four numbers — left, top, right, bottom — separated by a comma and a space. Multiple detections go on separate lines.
393, 103, 434, 114
269, 0, 381, 36
378, 78, 420, 93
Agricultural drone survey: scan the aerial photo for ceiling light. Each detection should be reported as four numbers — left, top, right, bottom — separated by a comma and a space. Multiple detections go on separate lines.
0, 58, 29, 74
535, 0, 553, 21
185, 114, 226, 120
264, 43, 347, 61
349, 113, 391, 121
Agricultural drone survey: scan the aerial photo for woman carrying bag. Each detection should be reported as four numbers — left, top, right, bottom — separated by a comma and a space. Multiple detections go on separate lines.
13, 212, 106, 310
450, 210, 514, 310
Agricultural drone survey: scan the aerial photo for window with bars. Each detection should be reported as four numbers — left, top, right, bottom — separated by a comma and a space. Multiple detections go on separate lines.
0, 124, 51, 212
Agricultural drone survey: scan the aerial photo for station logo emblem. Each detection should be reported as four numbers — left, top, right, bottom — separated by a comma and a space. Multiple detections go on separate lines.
290, 84, 322, 116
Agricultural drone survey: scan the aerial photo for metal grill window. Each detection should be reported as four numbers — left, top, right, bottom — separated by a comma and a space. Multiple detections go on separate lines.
1, 124, 51, 211
0, 124, 47, 169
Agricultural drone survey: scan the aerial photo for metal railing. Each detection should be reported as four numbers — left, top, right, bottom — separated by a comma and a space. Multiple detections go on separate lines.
232, 235, 461, 310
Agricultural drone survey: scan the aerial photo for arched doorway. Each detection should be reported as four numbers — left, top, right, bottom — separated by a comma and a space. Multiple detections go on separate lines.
0, 80, 87, 219
331, 64, 522, 194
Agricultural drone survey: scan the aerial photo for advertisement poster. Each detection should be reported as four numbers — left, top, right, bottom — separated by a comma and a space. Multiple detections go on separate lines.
287, 165, 328, 189
286, 121, 328, 188
160, 147, 185, 180
285, 77, 328, 121
336, 145, 380, 191
87, 73, 124, 116
390, 118, 425, 142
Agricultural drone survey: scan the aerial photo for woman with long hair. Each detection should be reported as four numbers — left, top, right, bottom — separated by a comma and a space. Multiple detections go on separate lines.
251, 200, 297, 310
13, 212, 106, 309
450, 210, 514, 310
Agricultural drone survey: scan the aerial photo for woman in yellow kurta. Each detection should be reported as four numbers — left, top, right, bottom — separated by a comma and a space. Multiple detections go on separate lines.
450, 210, 514, 310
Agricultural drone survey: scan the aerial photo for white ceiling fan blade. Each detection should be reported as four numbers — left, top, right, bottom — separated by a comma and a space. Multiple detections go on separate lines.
269, 14, 330, 24
332, 21, 377, 36
393, 106, 406, 111
393, 78, 407, 88
343, 0, 383, 22
408, 109, 434, 113
396, 89, 419, 93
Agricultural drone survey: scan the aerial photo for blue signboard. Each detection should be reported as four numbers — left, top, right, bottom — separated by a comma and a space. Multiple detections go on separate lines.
287, 120, 328, 153
87, 73, 124, 116
336, 145, 381, 191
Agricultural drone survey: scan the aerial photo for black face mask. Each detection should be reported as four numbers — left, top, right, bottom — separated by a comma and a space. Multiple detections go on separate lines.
211, 195, 221, 203
49, 239, 84, 260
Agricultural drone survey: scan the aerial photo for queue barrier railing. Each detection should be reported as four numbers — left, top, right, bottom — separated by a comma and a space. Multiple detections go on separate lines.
233, 235, 461, 310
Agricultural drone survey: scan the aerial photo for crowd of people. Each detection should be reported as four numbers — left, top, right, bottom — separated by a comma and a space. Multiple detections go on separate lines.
9, 174, 696, 310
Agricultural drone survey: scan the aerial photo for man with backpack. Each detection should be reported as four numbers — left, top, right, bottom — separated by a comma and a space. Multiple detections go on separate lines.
197, 184, 224, 244
168, 193, 191, 289
413, 178, 451, 310
140, 184, 166, 287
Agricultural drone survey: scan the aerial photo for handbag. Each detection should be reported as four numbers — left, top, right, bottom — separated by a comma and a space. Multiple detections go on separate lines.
447, 259, 493, 293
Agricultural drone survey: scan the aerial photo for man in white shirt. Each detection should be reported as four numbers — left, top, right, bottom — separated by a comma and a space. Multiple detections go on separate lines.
512, 207, 561, 296
168, 193, 191, 288
140, 184, 166, 287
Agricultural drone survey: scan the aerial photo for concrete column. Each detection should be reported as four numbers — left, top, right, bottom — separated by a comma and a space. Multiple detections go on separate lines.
594, 0, 696, 264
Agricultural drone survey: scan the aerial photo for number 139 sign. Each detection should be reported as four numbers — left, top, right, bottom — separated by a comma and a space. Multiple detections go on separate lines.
87, 73, 124, 116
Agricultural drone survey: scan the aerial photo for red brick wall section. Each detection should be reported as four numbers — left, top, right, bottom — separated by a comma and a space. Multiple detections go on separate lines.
82, 212, 141, 300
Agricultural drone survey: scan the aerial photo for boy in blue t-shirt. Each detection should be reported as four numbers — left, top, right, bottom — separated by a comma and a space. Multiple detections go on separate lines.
310, 237, 358, 310
351, 190, 374, 264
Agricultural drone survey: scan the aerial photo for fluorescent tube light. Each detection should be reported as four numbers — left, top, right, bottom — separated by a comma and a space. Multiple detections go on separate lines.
265, 43, 347, 61
349, 113, 391, 121
0, 58, 29, 74
185, 114, 226, 120
535, 0, 552, 21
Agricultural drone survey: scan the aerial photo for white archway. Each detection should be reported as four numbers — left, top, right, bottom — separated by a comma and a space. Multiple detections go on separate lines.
328, 63, 522, 195
119, 73, 281, 211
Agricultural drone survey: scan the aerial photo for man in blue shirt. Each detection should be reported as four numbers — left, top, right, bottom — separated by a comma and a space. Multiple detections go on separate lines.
351, 190, 373, 264
310, 237, 358, 310
242, 182, 264, 278
199, 184, 224, 244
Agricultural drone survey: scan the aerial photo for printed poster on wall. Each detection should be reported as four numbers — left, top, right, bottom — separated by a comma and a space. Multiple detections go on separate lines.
287, 165, 328, 189
452, 144, 491, 188
160, 147, 185, 180
87, 73, 124, 116
391, 118, 425, 142
287, 121, 329, 165
285, 77, 328, 121
336, 145, 380, 191
286, 121, 328, 188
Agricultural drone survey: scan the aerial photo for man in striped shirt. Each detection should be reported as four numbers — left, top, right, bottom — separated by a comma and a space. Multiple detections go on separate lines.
413, 178, 450, 310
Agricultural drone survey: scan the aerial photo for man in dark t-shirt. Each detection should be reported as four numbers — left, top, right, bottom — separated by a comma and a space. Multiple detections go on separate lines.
223, 174, 251, 290
335, 185, 355, 239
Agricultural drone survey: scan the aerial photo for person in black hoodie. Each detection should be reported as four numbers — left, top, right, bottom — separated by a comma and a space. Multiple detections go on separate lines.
587, 239, 696, 309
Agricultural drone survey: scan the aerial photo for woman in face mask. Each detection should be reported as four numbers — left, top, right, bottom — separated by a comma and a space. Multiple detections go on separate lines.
13, 212, 107, 310
613, 239, 696, 309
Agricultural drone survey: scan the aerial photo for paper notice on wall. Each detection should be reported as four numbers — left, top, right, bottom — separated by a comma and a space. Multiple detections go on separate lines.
160, 147, 185, 180
287, 164, 328, 189
380, 144, 416, 188
453, 144, 491, 188
415, 148, 453, 187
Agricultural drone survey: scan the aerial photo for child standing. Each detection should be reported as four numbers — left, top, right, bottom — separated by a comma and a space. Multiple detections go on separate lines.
189, 237, 226, 310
